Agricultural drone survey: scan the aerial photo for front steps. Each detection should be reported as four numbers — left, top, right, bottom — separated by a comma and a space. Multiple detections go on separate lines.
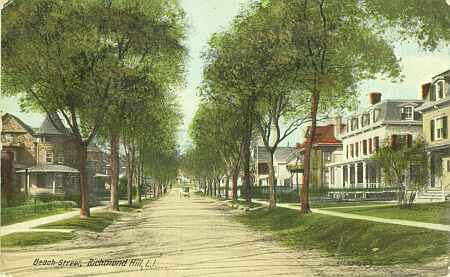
416, 187, 445, 203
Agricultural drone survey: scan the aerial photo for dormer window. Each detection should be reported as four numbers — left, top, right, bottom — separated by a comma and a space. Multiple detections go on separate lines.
371, 109, 380, 123
401, 106, 414, 120
435, 80, 445, 100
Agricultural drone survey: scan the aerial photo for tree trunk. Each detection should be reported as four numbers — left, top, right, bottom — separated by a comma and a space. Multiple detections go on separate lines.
110, 132, 119, 211
225, 175, 230, 200
232, 170, 238, 201
126, 156, 133, 207
217, 177, 221, 198
301, 92, 319, 214
78, 142, 90, 217
136, 159, 142, 203
243, 123, 252, 205
268, 151, 276, 209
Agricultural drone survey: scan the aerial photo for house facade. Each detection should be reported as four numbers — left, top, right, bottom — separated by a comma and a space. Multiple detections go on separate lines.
1, 112, 108, 199
416, 70, 450, 200
254, 146, 296, 187
327, 93, 424, 191
286, 124, 343, 190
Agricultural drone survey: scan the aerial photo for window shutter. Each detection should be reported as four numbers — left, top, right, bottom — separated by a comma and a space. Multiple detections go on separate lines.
443, 116, 448, 139
431, 119, 435, 141
407, 134, 412, 147
390, 135, 397, 149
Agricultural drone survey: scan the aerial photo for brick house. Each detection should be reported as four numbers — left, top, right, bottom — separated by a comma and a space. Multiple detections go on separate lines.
1, 112, 108, 199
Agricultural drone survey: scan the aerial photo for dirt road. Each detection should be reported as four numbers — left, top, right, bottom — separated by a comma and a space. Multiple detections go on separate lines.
1, 190, 447, 277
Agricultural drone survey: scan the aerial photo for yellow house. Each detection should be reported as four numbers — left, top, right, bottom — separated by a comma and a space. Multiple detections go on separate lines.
417, 69, 450, 200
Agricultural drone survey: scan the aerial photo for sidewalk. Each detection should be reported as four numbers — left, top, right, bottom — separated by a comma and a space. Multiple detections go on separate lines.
0, 201, 127, 236
251, 199, 450, 232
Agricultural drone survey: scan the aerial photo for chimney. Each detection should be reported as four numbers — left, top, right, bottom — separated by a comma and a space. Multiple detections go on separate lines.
421, 82, 431, 100
369, 92, 382, 105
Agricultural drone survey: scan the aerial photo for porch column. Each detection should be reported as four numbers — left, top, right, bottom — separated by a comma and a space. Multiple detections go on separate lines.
52, 173, 56, 194
362, 161, 367, 188
347, 165, 351, 187
25, 169, 30, 196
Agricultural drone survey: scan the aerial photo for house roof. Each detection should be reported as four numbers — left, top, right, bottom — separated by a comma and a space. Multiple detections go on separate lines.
373, 99, 424, 121
35, 113, 69, 136
305, 124, 341, 145
1, 113, 35, 135
256, 146, 296, 163
17, 164, 79, 173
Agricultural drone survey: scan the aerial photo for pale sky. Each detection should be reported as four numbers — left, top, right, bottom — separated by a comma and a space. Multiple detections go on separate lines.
1, 0, 450, 150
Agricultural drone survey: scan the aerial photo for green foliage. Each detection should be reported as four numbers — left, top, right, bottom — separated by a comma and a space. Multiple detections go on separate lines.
372, 137, 429, 207
1, 201, 76, 226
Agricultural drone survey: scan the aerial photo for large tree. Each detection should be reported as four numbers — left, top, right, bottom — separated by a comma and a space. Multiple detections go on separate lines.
2, 0, 187, 216
259, 0, 450, 213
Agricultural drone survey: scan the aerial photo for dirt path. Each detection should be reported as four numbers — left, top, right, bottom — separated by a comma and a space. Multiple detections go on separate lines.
1, 190, 447, 277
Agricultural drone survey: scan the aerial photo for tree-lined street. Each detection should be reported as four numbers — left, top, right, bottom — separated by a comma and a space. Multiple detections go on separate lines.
1, 190, 447, 277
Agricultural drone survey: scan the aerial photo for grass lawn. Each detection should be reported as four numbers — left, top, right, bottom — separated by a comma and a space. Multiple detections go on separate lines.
1, 201, 76, 226
335, 202, 450, 225
119, 198, 154, 212
233, 200, 262, 208
235, 207, 449, 265
37, 212, 120, 232
1, 232, 75, 247
309, 201, 393, 209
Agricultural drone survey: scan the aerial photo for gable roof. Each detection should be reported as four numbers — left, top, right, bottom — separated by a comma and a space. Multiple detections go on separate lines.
256, 146, 297, 163
1, 113, 35, 135
304, 124, 341, 144
35, 113, 69, 136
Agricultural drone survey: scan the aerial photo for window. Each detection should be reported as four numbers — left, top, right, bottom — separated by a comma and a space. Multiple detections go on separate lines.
436, 80, 445, 100
432, 116, 448, 141
401, 106, 414, 120
368, 138, 372, 154
362, 140, 367, 155
374, 137, 380, 152
2, 133, 14, 142
324, 152, 332, 162
350, 144, 354, 158
355, 142, 359, 157
372, 109, 380, 123
56, 152, 64, 164
447, 160, 450, 172
46, 150, 54, 164
346, 145, 349, 159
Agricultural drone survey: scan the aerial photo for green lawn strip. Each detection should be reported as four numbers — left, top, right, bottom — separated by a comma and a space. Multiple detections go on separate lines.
1, 232, 75, 247
119, 198, 154, 212
235, 207, 449, 265
36, 212, 120, 232
334, 202, 450, 225
233, 200, 262, 208
1, 201, 77, 226
310, 201, 392, 209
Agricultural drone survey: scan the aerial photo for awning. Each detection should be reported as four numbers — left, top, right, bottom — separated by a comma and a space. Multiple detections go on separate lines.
17, 164, 79, 173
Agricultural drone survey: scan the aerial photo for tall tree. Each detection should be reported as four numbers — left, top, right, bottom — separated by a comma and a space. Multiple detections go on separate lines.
2, 0, 187, 216
262, 0, 450, 213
